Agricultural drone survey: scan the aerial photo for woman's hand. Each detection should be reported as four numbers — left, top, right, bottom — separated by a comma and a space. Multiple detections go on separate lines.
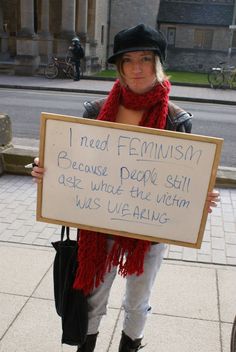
31, 157, 45, 182
206, 190, 220, 213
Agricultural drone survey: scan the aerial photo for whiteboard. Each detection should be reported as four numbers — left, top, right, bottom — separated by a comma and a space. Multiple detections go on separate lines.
37, 112, 223, 248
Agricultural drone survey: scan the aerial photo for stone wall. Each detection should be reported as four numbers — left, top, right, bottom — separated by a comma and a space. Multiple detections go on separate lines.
160, 24, 231, 51
166, 48, 236, 72
108, 0, 161, 58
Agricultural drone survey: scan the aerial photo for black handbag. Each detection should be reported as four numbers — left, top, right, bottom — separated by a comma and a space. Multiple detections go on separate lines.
231, 315, 236, 352
52, 226, 88, 346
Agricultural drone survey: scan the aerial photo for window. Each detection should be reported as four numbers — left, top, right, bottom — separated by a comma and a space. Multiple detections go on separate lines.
101, 25, 104, 45
167, 27, 176, 47
194, 29, 213, 49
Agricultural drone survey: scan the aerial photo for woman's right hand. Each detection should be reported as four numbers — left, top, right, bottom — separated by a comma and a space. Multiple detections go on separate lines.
31, 157, 45, 181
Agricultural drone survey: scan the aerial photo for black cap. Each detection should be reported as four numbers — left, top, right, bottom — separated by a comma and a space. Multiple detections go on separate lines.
107, 23, 167, 64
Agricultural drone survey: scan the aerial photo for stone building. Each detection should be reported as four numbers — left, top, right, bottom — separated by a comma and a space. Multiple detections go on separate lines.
0, 0, 109, 75
1, 0, 236, 74
157, 0, 236, 72
107, 0, 161, 59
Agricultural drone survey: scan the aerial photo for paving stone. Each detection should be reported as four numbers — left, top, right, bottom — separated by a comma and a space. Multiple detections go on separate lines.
0, 293, 28, 339
167, 251, 183, 260
38, 227, 56, 239
7, 219, 25, 230
202, 230, 211, 242
198, 241, 211, 255
197, 253, 212, 263
211, 226, 225, 238
169, 244, 183, 252
212, 249, 227, 264
223, 222, 236, 232
183, 247, 197, 261
226, 244, 236, 257
225, 232, 236, 244
221, 323, 233, 352
222, 213, 235, 222
0, 176, 236, 265
33, 238, 49, 246
212, 237, 225, 250
227, 257, 236, 265
0, 244, 54, 295
211, 216, 223, 226
21, 231, 41, 244
0, 223, 8, 232
221, 197, 232, 204
211, 208, 222, 217
30, 222, 48, 233
217, 269, 236, 323
222, 205, 234, 213
152, 263, 218, 320
0, 203, 6, 211
205, 221, 211, 231
16, 210, 35, 221
0, 229, 16, 241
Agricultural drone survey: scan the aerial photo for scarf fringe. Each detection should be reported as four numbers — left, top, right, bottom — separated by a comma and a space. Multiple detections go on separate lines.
73, 232, 152, 295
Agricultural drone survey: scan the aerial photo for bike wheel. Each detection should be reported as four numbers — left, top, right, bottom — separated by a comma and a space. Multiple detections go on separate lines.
229, 73, 236, 89
44, 64, 59, 79
68, 65, 75, 79
208, 70, 224, 88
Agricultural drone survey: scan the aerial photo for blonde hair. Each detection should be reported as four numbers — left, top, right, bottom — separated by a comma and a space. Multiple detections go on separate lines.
116, 53, 167, 85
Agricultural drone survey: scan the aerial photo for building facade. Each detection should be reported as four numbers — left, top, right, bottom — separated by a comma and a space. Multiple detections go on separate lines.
107, 0, 161, 59
0, 0, 109, 75
0, 0, 235, 74
157, 0, 236, 72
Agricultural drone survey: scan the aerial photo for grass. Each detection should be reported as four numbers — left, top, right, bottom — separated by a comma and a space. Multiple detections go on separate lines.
167, 71, 208, 84
92, 69, 209, 85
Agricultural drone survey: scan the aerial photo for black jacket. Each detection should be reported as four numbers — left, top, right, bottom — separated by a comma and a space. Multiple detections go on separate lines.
83, 99, 192, 133
69, 43, 84, 61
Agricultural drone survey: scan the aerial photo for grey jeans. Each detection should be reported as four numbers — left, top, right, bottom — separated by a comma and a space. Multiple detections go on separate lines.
87, 240, 167, 340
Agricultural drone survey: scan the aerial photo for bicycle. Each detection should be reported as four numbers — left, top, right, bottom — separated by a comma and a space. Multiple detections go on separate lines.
208, 61, 236, 89
44, 56, 84, 79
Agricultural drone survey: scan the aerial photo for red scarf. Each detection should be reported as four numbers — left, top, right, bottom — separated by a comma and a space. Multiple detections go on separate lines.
73, 79, 171, 295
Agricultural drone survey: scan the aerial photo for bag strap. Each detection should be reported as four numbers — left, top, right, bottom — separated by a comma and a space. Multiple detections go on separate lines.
60, 226, 80, 241
61, 226, 70, 241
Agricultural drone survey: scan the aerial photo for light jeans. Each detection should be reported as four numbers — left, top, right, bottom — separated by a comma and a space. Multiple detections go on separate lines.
87, 240, 167, 340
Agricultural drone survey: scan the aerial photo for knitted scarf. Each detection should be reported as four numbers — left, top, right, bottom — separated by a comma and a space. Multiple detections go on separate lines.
73, 79, 171, 295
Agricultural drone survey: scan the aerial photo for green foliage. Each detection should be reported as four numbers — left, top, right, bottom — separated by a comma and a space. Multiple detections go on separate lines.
93, 70, 209, 85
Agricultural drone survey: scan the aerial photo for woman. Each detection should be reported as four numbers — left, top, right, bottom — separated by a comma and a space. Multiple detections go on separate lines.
32, 24, 220, 352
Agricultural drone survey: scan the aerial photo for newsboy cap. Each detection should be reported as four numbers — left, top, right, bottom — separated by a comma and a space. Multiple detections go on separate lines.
107, 23, 167, 64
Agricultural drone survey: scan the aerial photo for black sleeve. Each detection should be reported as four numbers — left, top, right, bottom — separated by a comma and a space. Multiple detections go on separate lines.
166, 111, 193, 133
83, 99, 106, 119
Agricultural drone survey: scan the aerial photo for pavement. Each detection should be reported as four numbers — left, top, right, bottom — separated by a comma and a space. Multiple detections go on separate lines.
0, 74, 236, 352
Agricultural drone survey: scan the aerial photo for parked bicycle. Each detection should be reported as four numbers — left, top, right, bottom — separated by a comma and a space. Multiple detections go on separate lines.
208, 61, 236, 89
44, 56, 83, 79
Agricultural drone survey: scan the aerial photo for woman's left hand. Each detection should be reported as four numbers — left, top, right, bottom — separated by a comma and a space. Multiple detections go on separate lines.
206, 190, 220, 213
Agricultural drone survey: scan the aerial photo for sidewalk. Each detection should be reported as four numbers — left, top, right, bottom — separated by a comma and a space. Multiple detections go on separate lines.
1, 73, 236, 104
0, 75, 236, 351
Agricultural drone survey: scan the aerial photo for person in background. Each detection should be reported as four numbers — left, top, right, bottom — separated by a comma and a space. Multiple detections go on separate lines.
68, 37, 84, 81
32, 24, 220, 352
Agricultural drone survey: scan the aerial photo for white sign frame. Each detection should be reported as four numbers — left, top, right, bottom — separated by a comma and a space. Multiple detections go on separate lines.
37, 112, 223, 249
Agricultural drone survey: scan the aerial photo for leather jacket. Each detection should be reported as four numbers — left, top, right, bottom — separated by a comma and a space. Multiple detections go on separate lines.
83, 99, 192, 133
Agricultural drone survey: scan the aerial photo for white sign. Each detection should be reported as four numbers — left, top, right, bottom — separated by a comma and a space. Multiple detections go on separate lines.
37, 113, 223, 248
